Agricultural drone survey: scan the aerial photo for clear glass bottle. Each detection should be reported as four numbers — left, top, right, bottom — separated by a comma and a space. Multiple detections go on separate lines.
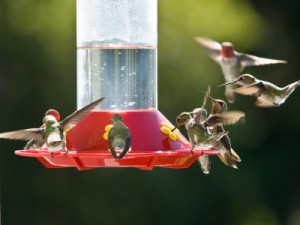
77, 0, 157, 110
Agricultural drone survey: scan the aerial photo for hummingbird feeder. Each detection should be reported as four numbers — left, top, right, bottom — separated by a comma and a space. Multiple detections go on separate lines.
15, 0, 219, 170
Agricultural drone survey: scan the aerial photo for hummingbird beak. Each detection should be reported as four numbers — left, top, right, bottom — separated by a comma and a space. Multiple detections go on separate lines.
201, 91, 215, 101
171, 126, 177, 132
219, 80, 237, 87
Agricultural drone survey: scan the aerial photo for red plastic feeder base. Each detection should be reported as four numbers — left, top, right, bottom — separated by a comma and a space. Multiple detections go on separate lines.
15, 110, 219, 170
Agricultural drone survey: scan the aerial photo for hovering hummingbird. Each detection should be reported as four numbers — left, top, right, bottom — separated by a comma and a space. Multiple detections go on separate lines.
195, 37, 287, 103
108, 114, 131, 159
24, 109, 61, 150
220, 74, 300, 107
0, 98, 105, 155
174, 112, 228, 174
203, 93, 244, 169
192, 86, 245, 127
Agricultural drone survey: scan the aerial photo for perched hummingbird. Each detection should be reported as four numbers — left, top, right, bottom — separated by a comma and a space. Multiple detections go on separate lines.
204, 93, 243, 169
0, 98, 105, 155
188, 87, 212, 173
108, 114, 131, 159
195, 37, 287, 103
174, 112, 228, 174
24, 109, 61, 150
220, 74, 300, 107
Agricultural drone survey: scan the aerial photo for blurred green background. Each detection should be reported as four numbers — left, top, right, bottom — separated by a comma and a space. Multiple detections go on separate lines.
1, 0, 300, 224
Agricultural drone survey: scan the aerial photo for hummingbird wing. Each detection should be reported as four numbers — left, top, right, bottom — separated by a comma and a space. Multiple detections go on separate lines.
234, 82, 266, 96
195, 37, 222, 62
116, 128, 131, 159
107, 127, 118, 159
208, 130, 229, 142
108, 123, 131, 159
0, 128, 44, 141
201, 85, 211, 109
60, 97, 105, 131
255, 97, 275, 107
230, 148, 241, 162
217, 152, 238, 169
206, 111, 245, 127
239, 53, 287, 70
221, 111, 246, 125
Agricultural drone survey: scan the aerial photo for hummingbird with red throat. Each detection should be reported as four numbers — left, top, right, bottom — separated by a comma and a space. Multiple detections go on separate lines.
195, 37, 287, 103
0, 98, 105, 155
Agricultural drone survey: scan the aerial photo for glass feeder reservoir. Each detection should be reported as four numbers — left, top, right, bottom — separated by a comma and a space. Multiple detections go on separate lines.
77, 0, 157, 110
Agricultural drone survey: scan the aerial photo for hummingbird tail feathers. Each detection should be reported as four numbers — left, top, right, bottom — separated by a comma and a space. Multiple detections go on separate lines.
198, 155, 211, 174
225, 86, 235, 104
230, 148, 241, 162
217, 151, 239, 169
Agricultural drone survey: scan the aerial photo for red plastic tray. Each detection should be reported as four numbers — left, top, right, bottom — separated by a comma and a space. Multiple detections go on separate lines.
15, 110, 219, 170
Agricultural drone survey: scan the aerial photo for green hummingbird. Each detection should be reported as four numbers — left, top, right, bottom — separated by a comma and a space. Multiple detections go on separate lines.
220, 74, 300, 107
108, 114, 131, 159
174, 112, 228, 174
189, 86, 214, 173
204, 93, 244, 169
0, 98, 105, 155
24, 109, 61, 150
195, 37, 287, 103
190, 88, 244, 170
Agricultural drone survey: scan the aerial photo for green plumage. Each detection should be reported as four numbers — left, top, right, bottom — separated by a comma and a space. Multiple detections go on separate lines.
108, 114, 131, 159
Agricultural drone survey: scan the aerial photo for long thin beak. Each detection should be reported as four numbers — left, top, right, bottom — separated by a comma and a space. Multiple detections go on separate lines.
219, 80, 237, 87
171, 126, 177, 132
201, 91, 215, 101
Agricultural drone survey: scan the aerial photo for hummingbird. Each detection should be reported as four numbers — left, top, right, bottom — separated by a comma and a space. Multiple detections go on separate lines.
188, 86, 212, 173
108, 114, 131, 159
0, 98, 105, 155
189, 86, 242, 171
195, 37, 287, 103
191, 88, 244, 169
174, 112, 228, 174
192, 86, 245, 127
203, 93, 244, 169
220, 74, 300, 107
24, 109, 61, 150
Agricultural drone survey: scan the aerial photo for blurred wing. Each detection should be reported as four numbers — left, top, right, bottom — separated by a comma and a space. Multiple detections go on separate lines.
195, 37, 222, 62
61, 97, 105, 131
233, 82, 265, 96
208, 130, 229, 141
0, 128, 44, 141
240, 53, 287, 70
205, 115, 224, 127
201, 85, 211, 109
206, 111, 245, 126
255, 97, 275, 107
220, 111, 246, 125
